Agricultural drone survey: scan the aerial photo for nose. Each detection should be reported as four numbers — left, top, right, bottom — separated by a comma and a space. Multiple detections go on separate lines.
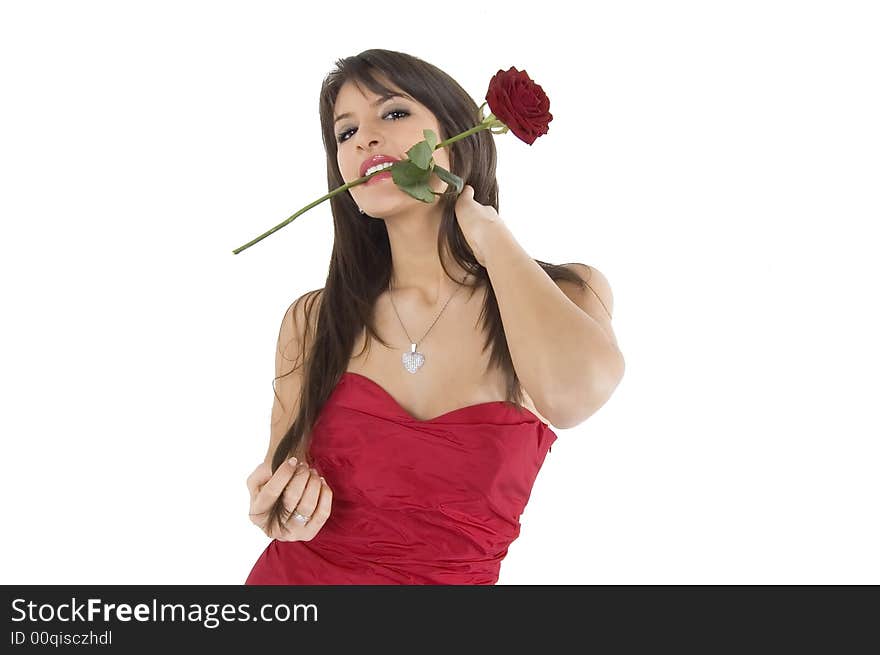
358, 135, 381, 151
354, 123, 385, 150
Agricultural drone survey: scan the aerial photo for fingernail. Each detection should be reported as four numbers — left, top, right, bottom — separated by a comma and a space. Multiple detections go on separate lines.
320, 476, 325, 483
288, 457, 298, 466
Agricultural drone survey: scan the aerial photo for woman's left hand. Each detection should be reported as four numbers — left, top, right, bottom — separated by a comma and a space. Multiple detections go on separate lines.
453, 184, 505, 267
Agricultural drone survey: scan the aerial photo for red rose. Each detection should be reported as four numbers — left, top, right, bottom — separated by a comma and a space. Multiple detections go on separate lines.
485, 66, 553, 145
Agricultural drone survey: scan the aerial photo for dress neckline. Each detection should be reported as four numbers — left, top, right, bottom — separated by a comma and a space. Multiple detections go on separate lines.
341, 371, 548, 426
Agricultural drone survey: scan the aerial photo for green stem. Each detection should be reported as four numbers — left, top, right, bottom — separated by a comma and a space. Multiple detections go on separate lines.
232, 113, 507, 254
232, 171, 378, 254
434, 114, 502, 150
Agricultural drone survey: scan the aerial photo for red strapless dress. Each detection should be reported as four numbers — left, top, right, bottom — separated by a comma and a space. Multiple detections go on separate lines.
245, 371, 557, 585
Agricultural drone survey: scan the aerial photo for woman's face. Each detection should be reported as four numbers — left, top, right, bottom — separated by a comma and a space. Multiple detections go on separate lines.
333, 76, 450, 217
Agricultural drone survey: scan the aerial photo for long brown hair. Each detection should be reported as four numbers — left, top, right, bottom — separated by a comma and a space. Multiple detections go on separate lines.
266, 48, 589, 533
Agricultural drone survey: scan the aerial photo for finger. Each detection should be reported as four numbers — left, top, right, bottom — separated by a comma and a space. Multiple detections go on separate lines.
296, 469, 324, 515
278, 476, 331, 542
246, 462, 273, 503
278, 464, 314, 521
250, 457, 299, 514
273, 469, 319, 541
286, 469, 322, 523
260, 465, 309, 539
246, 461, 270, 491
297, 477, 333, 541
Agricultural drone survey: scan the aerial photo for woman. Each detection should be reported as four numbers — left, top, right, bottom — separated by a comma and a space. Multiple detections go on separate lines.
245, 49, 625, 584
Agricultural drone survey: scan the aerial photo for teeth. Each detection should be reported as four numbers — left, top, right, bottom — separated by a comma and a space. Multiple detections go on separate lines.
365, 161, 394, 176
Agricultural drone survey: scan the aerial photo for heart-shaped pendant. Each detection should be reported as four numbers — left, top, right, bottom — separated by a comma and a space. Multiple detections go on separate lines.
402, 343, 425, 374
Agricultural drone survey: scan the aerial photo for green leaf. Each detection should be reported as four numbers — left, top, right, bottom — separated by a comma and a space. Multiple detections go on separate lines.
432, 164, 463, 193
423, 129, 438, 150
391, 159, 431, 186
406, 139, 434, 170
397, 182, 436, 203
391, 159, 434, 202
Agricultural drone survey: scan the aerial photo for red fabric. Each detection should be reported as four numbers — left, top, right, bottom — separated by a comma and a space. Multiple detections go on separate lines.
245, 371, 557, 585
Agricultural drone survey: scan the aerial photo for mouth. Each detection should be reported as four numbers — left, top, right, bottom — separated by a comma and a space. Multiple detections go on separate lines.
364, 170, 394, 185
360, 155, 400, 178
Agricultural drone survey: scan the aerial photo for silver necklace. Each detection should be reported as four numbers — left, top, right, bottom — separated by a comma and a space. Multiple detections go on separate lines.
388, 273, 467, 374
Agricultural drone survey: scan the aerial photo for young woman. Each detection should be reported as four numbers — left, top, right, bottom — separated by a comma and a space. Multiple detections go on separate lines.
245, 49, 624, 584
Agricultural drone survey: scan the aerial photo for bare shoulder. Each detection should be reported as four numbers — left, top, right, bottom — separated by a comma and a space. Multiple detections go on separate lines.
277, 288, 325, 361
267, 288, 324, 465
555, 263, 618, 349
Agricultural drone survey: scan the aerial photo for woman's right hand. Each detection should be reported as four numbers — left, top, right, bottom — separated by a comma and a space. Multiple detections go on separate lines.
246, 457, 333, 542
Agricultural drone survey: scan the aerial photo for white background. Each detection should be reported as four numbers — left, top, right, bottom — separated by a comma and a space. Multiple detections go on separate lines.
1, 1, 877, 585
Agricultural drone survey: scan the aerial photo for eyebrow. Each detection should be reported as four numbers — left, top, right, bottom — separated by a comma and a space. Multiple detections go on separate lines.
333, 93, 413, 125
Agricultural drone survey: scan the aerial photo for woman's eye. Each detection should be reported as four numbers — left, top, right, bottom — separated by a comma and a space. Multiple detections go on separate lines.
336, 109, 410, 144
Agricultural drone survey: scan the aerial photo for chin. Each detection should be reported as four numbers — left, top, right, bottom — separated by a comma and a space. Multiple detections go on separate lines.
357, 196, 413, 218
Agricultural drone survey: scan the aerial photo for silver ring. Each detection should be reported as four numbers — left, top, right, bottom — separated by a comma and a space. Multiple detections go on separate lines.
291, 512, 311, 524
